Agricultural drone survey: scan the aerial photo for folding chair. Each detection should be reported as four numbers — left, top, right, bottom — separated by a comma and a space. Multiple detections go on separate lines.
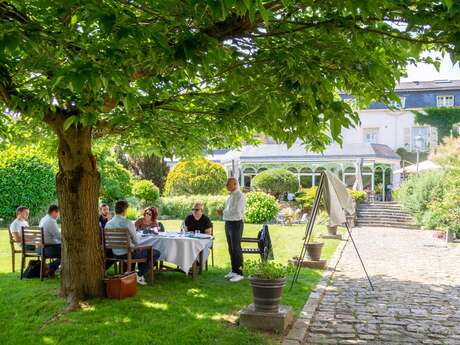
8, 228, 22, 272
241, 224, 273, 262
103, 227, 155, 285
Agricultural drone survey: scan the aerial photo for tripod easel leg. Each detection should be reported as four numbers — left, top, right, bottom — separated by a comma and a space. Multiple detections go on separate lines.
344, 223, 374, 291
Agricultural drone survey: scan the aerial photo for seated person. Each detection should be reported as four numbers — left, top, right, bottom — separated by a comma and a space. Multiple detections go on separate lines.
135, 207, 165, 233
184, 203, 213, 234
105, 200, 160, 285
38, 204, 61, 275
10, 206, 31, 249
98, 203, 112, 230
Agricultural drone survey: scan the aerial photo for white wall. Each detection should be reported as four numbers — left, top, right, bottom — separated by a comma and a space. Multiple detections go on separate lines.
341, 109, 419, 151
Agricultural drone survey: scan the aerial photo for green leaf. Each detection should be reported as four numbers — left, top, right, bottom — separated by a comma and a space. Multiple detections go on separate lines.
63, 116, 78, 130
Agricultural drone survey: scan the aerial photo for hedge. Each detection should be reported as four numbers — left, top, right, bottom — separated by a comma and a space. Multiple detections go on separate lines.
159, 195, 227, 220
0, 146, 56, 223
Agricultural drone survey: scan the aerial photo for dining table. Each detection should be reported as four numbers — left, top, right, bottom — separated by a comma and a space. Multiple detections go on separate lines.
135, 231, 214, 279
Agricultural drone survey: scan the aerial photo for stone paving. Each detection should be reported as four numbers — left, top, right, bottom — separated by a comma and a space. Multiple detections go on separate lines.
303, 227, 460, 345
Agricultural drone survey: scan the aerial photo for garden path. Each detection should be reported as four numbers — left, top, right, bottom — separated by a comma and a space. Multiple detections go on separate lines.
302, 227, 460, 345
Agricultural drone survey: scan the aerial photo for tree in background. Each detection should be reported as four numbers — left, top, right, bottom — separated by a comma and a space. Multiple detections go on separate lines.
414, 107, 460, 142
164, 157, 227, 196
98, 157, 133, 205
252, 169, 298, 199
1, 1, 459, 303
116, 149, 169, 192
430, 137, 460, 167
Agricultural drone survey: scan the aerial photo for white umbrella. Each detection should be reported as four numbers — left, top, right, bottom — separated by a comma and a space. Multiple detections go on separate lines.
352, 158, 364, 191
394, 160, 442, 174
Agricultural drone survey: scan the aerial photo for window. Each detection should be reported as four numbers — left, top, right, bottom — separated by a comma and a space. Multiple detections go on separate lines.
363, 128, 379, 144
437, 95, 454, 107
411, 127, 429, 152
389, 96, 406, 109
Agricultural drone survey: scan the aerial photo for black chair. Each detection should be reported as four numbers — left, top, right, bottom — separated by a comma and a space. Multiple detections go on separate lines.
240, 224, 273, 262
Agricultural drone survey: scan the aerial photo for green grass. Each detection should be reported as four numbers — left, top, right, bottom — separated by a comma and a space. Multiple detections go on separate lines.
0, 221, 342, 345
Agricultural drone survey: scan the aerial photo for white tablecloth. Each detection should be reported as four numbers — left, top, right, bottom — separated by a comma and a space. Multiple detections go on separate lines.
136, 232, 213, 274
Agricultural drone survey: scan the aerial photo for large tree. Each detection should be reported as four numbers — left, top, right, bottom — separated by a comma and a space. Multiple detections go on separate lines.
1, 0, 459, 304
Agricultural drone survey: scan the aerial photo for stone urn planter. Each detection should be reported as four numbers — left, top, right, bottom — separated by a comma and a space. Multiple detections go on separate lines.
248, 277, 287, 313
327, 225, 338, 236
305, 242, 324, 261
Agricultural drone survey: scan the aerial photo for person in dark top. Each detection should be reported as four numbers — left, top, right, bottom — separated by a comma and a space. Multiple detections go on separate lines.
184, 202, 213, 234
99, 203, 112, 230
135, 207, 165, 233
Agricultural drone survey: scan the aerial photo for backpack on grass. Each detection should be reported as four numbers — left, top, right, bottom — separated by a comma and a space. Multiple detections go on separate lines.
23, 260, 42, 278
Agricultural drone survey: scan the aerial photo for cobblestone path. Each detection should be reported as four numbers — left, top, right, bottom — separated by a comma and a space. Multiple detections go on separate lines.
304, 227, 460, 345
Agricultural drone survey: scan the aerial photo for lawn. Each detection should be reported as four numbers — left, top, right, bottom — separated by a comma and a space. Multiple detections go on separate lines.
0, 221, 342, 345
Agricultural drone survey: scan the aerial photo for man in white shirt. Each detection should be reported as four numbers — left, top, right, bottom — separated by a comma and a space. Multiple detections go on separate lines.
223, 177, 246, 282
105, 200, 160, 285
9, 206, 30, 243
39, 204, 61, 274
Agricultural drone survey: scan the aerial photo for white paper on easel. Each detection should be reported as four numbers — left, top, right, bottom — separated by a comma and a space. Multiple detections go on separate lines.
322, 171, 355, 227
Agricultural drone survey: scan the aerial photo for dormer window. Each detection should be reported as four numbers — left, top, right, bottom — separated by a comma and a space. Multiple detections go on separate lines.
437, 95, 454, 107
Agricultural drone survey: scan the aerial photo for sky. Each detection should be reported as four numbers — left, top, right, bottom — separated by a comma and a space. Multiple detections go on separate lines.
402, 51, 460, 82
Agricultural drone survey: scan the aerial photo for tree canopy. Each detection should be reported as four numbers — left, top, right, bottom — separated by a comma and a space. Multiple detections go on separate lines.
1, 0, 459, 153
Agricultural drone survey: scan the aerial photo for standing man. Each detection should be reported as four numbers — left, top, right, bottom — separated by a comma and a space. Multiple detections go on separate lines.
223, 177, 246, 282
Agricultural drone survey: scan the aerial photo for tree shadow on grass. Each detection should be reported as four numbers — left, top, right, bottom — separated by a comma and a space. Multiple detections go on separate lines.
0, 266, 322, 345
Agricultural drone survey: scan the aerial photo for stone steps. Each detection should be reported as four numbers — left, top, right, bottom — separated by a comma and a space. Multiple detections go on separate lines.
356, 202, 418, 229
355, 221, 418, 229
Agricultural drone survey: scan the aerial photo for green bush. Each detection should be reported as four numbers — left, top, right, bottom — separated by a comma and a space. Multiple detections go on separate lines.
0, 146, 57, 224
132, 179, 160, 207
295, 186, 318, 211
244, 192, 280, 224
243, 260, 292, 279
126, 206, 139, 220
159, 195, 227, 220
348, 190, 367, 203
251, 169, 298, 198
99, 157, 133, 204
397, 170, 445, 225
164, 157, 227, 196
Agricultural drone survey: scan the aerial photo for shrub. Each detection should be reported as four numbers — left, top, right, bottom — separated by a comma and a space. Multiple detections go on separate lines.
0, 146, 56, 223
244, 260, 292, 279
164, 157, 227, 196
295, 187, 318, 211
397, 170, 445, 224
251, 169, 298, 198
348, 190, 367, 203
159, 195, 227, 220
126, 206, 139, 220
244, 192, 280, 224
132, 179, 160, 207
99, 157, 133, 204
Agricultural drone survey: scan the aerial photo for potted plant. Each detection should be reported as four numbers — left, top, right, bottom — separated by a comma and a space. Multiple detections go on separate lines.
326, 223, 338, 236
244, 260, 292, 313
305, 235, 324, 261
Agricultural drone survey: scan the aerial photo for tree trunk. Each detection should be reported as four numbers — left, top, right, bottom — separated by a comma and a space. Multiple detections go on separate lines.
46, 114, 105, 304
